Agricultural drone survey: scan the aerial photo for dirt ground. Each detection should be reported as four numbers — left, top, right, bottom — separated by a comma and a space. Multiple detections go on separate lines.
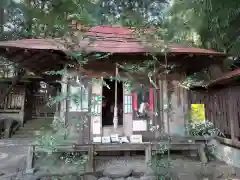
0, 138, 240, 179
95, 155, 240, 180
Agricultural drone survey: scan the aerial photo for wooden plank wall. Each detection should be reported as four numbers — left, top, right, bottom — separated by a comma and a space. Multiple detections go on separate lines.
0, 85, 25, 110
31, 84, 57, 119
189, 87, 240, 139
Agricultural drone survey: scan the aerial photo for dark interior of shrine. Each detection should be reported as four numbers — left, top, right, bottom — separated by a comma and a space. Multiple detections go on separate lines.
102, 78, 123, 126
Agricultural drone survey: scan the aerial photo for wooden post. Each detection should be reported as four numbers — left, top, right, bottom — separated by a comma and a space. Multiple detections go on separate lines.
4, 119, 13, 138
26, 145, 35, 174
145, 144, 152, 163
184, 89, 190, 136
54, 86, 61, 118
0, 8, 4, 39
113, 64, 119, 129
198, 144, 207, 164
65, 77, 70, 126
87, 145, 94, 172
228, 89, 237, 141
158, 79, 164, 133
19, 86, 26, 125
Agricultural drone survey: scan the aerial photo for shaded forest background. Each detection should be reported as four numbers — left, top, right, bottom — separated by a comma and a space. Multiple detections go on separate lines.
0, 0, 240, 71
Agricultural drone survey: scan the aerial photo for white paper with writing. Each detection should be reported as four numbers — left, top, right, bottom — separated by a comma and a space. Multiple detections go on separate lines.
92, 117, 101, 134
130, 135, 143, 143
133, 120, 147, 131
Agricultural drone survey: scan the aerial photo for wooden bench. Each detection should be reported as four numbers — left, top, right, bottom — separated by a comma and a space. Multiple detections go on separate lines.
26, 139, 209, 174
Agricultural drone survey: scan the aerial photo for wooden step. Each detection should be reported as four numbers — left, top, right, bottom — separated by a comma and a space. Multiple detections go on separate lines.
10, 118, 53, 139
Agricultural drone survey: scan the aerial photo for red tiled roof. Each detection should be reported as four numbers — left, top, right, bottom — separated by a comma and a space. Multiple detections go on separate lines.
0, 26, 226, 55
208, 69, 240, 87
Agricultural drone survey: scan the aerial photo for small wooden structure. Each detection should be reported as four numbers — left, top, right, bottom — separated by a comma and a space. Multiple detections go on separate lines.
24, 136, 208, 174
0, 72, 59, 137
190, 68, 240, 148
0, 26, 226, 143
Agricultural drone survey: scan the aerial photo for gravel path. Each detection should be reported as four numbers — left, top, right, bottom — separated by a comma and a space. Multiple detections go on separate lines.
0, 138, 34, 174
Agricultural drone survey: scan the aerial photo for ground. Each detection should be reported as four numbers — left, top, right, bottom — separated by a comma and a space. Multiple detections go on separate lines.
0, 138, 240, 180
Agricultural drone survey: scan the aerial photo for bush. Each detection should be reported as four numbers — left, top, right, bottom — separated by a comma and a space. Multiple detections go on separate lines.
187, 120, 223, 137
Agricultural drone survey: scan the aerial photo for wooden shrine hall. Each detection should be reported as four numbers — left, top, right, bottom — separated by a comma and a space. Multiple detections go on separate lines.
0, 26, 227, 170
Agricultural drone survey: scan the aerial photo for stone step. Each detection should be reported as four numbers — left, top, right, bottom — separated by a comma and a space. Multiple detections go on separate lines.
14, 129, 51, 134
24, 121, 52, 126
18, 126, 52, 131
12, 134, 38, 138
19, 122, 52, 130
10, 118, 53, 138
14, 130, 39, 134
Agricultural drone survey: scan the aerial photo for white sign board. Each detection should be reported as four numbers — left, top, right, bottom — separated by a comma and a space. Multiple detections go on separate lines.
130, 135, 143, 143
133, 120, 147, 131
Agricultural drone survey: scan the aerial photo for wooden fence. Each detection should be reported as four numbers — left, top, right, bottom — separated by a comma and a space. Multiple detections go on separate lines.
0, 85, 25, 110
0, 82, 58, 123
29, 83, 58, 120
189, 86, 240, 140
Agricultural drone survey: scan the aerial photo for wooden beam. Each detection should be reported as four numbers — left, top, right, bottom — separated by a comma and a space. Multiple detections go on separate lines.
216, 136, 240, 149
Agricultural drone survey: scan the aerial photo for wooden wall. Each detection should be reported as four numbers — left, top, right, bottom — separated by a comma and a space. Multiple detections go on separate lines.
0, 84, 25, 110
0, 84, 26, 124
155, 73, 188, 136
30, 84, 57, 120
189, 87, 240, 140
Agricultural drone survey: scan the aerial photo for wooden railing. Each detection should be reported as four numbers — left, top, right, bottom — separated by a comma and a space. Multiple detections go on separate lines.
23, 136, 211, 175
30, 85, 57, 119
0, 85, 25, 111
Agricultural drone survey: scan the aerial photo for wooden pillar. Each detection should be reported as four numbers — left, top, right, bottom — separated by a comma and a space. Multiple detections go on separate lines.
198, 144, 207, 164
208, 64, 224, 80
184, 89, 190, 136
55, 86, 61, 117
158, 79, 164, 133
65, 77, 70, 126
145, 144, 152, 163
113, 64, 119, 129
86, 145, 94, 172
228, 89, 237, 141
4, 119, 13, 138
19, 86, 26, 125
26, 145, 35, 174
0, 8, 4, 39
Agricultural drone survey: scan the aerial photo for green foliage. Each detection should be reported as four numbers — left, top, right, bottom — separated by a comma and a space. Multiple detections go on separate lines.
163, 0, 240, 56
181, 70, 211, 88
187, 120, 223, 137
148, 135, 177, 180
2, 0, 240, 178
187, 120, 223, 162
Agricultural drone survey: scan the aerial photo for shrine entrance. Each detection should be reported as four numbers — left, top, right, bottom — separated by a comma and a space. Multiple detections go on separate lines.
102, 79, 123, 127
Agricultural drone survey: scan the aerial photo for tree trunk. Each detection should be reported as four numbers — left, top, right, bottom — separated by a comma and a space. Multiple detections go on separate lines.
208, 64, 224, 80
0, 8, 4, 40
